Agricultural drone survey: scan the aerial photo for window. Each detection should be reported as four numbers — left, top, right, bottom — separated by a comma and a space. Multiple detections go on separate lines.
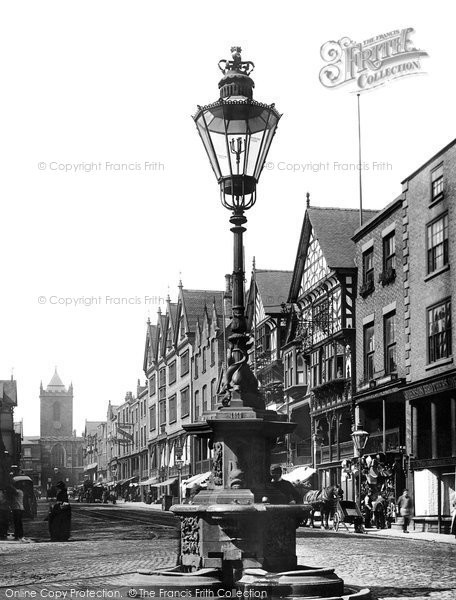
194, 354, 199, 379
169, 361, 176, 384
211, 379, 217, 410
149, 405, 156, 431
202, 385, 207, 412
179, 316, 185, 341
310, 351, 319, 387
383, 233, 396, 272
181, 387, 190, 417
159, 400, 166, 425
296, 354, 305, 385
428, 299, 452, 363
169, 395, 177, 423
323, 343, 334, 382
284, 352, 293, 388
159, 367, 166, 388
363, 248, 374, 286
53, 402, 61, 421
384, 313, 397, 374
431, 164, 443, 201
23, 447, 32, 458
194, 390, 200, 421
149, 373, 157, 396
427, 214, 449, 274
364, 323, 375, 380
181, 350, 189, 376
202, 347, 207, 372
210, 339, 216, 366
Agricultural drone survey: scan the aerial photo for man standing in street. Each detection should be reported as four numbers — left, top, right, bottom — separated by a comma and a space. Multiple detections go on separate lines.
11, 481, 25, 541
397, 489, 413, 533
269, 465, 302, 504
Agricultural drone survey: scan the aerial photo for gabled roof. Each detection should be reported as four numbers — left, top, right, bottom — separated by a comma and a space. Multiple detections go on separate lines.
0, 379, 17, 405
307, 207, 378, 269
181, 289, 224, 333
289, 206, 379, 301
255, 269, 293, 312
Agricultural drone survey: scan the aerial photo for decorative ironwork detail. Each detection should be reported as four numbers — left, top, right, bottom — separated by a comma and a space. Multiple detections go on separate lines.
218, 47, 255, 76
181, 516, 200, 555
212, 442, 223, 486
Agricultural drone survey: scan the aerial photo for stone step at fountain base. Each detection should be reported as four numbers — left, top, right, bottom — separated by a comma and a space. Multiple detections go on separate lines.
116, 566, 371, 600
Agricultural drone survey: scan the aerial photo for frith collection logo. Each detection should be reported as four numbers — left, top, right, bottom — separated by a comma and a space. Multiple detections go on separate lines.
319, 28, 428, 91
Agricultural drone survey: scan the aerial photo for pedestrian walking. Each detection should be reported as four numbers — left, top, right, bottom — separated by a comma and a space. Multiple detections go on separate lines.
363, 490, 373, 528
373, 494, 386, 529
11, 482, 25, 541
397, 489, 413, 533
0, 487, 11, 539
48, 481, 71, 541
450, 491, 456, 539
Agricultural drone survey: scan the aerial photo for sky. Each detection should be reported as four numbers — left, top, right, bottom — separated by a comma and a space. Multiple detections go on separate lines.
1, 1, 455, 436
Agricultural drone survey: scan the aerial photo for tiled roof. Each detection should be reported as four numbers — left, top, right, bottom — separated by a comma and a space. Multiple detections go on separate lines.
182, 289, 225, 332
255, 270, 293, 312
84, 421, 104, 436
308, 207, 379, 269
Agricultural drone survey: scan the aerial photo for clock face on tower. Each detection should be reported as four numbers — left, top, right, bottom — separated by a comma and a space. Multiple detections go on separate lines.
53, 421, 62, 430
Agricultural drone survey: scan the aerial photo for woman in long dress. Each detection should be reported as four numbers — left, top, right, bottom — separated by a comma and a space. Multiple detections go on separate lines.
48, 481, 71, 541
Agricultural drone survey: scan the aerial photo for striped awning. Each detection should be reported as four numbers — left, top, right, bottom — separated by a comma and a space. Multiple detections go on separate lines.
150, 477, 177, 488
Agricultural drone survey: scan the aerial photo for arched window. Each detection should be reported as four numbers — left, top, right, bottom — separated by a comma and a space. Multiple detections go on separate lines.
53, 402, 61, 421
51, 444, 65, 467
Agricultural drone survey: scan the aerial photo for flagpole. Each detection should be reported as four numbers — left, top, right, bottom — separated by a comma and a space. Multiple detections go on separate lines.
357, 92, 363, 227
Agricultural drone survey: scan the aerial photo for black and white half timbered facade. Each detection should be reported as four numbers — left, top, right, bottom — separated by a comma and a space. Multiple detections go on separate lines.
284, 205, 378, 498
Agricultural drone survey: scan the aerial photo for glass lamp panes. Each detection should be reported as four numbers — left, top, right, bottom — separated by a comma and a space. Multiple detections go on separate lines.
194, 100, 281, 193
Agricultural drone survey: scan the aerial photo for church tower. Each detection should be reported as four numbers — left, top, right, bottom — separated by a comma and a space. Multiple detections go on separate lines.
40, 368, 73, 438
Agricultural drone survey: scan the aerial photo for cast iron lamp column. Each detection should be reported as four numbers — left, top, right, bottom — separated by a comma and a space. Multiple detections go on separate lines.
351, 424, 369, 508
193, 47, 281, 407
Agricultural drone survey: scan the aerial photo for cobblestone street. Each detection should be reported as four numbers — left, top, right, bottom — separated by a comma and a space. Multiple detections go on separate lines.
0, 503, 455, 600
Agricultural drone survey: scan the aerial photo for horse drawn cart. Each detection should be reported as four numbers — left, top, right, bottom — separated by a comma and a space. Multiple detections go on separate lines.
332, 500, 365, 533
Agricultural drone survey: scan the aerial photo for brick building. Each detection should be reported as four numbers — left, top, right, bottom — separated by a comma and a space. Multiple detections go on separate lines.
352, 196, 408, 501
402, 139, 456, 531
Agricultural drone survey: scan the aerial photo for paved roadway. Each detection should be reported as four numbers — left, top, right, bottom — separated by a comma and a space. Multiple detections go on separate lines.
0, 501, 455, 600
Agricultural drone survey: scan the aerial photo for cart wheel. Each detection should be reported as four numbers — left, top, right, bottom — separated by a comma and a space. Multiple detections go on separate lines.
333, 513, 340, 532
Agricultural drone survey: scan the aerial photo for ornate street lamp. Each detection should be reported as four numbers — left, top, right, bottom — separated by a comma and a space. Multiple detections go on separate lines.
351, 424, 369, 509
194, 47, 281, 407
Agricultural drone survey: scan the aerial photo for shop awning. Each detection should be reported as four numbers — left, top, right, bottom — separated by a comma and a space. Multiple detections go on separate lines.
139, 477, 159, 486
150, 477, 177, 488
282, 466, 316, 484
182, 471, 211, 489
83, 462, 98, 472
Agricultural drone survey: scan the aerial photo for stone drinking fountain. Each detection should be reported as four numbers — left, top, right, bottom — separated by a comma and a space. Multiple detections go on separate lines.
121, 48, 370, 600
